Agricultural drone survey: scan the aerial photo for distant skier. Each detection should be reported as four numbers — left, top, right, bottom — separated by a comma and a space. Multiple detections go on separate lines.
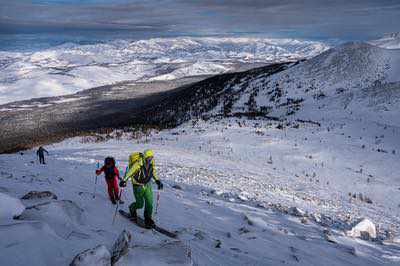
36, 146, 49, 164
95, 157, 123, 205
119, 149, 163, 228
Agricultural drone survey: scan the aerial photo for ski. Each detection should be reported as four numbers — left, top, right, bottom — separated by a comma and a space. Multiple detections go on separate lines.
119, 210, 177, 239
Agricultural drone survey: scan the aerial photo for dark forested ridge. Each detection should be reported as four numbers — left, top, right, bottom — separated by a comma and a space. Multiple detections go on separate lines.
0, 63, 289, 153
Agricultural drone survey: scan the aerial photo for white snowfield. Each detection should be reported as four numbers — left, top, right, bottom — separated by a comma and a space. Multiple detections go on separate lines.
0, 36, 328, 104
1, 40, 400, 265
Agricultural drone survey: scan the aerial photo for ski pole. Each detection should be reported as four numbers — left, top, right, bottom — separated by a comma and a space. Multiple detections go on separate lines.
154, 190, 161, 224
155, 190, 161, 215
112, 188, 124, 225
93, 161, 99, 199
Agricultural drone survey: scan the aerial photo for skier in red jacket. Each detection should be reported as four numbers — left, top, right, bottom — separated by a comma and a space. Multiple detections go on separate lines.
95, 157, 123, 205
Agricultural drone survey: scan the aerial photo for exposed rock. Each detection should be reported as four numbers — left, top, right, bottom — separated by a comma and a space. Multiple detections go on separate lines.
111, 230, 132, 265
172, 184, 183, 190
269, 203, 289, 214
379, 229, 396, 242
214, 239, 222, 248
194, 230, 205, 240
310, 213, 321, 223
256, 202, 266, 209
288, 207, 306, 217
338, 244, 357, 256
230, 247, 241, 253
70, 245, 111, 266
21, 191, 58, 200
363, 197, 373, 204
346, 218, 376, 239
300, 217, 308, 224
320, 214, 334, 227
244, 215, 254, 226
238, 192, 250, 201
360, 231, 371, 241
323, 229, 337, 243
239, 227, 251, 234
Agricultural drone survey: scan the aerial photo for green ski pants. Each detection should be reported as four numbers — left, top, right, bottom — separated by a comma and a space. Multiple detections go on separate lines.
129, 183, 153, 219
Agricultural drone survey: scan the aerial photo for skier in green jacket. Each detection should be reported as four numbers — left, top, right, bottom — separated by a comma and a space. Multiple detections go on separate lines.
119, 149, 163, 228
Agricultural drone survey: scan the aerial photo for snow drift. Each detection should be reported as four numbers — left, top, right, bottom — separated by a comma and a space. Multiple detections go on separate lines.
15, 200, 86, 239
0, 192, 25, 220
0, 221, 70, 265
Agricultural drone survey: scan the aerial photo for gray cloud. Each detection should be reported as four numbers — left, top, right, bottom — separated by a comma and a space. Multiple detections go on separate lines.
0, 0, 399, 40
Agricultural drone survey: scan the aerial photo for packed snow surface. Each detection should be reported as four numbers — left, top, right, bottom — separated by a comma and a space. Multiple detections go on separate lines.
0, 36, 328, 104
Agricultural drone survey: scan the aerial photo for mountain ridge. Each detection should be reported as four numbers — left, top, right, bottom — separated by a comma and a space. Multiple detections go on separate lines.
1, 41, 399, 153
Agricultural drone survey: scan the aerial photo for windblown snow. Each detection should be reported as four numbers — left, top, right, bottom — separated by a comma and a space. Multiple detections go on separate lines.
0, 37, 328, 104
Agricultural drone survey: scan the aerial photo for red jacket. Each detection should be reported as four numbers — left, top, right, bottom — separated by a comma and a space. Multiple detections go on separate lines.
96, 166, 119, 180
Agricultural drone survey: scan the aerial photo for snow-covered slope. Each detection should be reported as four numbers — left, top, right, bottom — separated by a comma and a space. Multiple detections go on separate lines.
0, 37, 328, 104
132, 42, 400, 134
1, 124, 399, 265
202, 42, 400, 126
369, 33, 400, 49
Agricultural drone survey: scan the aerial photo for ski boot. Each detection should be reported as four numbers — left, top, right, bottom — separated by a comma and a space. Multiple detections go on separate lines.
145, 217, 155, 229
129, 209, 138, 222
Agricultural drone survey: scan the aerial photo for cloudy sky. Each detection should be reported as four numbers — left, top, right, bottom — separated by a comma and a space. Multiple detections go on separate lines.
0, 0, 399, 40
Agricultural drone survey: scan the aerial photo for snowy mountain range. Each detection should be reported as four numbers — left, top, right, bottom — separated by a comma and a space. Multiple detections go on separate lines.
219, 42, 400, 125
139, 42, 400, 129
0, 37, 328, 104
369, 32, 400, 49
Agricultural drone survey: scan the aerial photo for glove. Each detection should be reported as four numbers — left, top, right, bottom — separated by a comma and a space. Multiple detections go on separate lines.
155, 180, 163, 190
95, 170, 101, 175
119, 180, 127, 187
